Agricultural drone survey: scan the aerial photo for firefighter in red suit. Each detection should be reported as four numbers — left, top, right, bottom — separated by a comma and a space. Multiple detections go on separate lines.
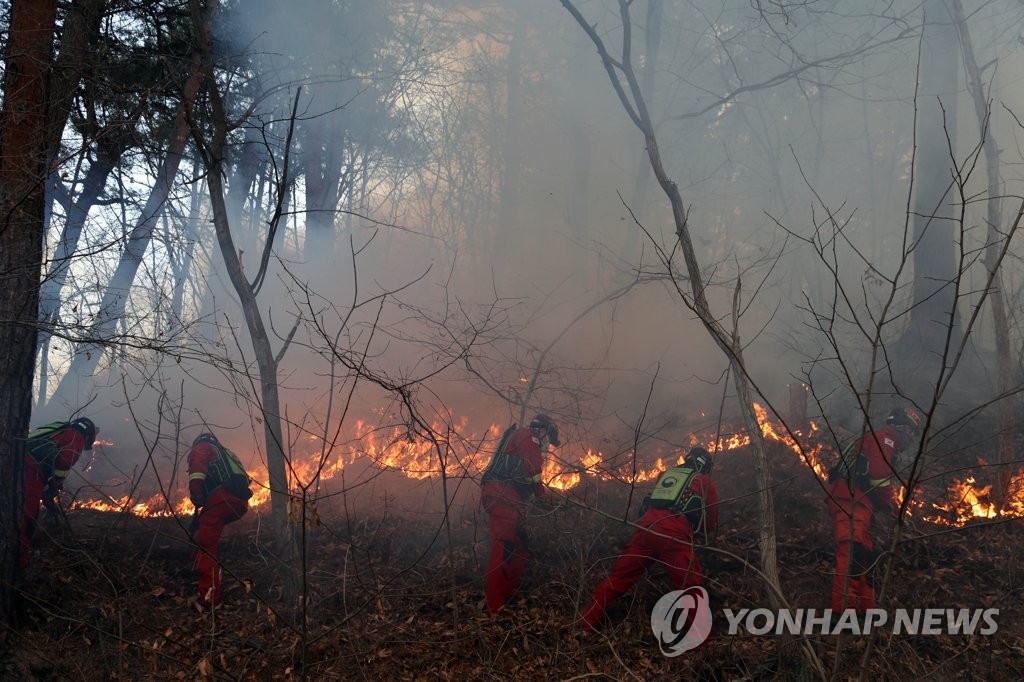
20, 417, 98, 568
187, 432, 252, 606
581, 447, 718, 631
479, 414, 561, 614
826, 406, 922, 614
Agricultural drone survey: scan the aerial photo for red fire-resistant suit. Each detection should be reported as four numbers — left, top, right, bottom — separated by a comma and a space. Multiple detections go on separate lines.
188, 439, 249, 605
826, 425, 904, 614
582, 471, 718, 630
480, 428, 552, 614
20, 426, 87, 568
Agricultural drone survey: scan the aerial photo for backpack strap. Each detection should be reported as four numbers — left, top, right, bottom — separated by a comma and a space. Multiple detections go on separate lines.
26, 422, 71, 477
480, 424, 525, 488
200, 441, 253, 499
829, 436, 871, 491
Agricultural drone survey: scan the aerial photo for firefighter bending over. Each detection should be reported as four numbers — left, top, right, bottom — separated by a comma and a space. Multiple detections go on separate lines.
581, 446, 718, 632
187, 432, 253, 607
479, 413, 561, 614
20, 417, 98, 568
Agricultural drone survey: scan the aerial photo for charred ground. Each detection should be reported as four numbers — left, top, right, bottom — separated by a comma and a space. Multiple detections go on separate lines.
5, 441, 1023, 681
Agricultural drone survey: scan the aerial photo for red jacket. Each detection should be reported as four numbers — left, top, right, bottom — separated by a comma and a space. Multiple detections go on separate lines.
481, 428, 550, 506
828, 425, 905, 511
32, 426, 87, 485
188, 440, 224, 501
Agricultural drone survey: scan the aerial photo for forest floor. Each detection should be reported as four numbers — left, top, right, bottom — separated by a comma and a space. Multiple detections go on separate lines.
5, 440, 1024, 681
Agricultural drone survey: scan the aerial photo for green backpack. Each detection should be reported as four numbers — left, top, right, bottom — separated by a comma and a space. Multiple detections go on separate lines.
643, 466, 707, 530
204, 442, 253, 500
829, 437, 869, 488
480, 424, 537, 497
26, 421, 72, 476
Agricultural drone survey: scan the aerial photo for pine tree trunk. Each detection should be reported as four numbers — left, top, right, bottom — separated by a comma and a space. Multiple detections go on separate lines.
0, 0, 57, 623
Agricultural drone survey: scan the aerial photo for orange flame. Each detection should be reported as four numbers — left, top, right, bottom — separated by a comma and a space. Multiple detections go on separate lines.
68, 407, 1024, 529
922, 472, 1024, 526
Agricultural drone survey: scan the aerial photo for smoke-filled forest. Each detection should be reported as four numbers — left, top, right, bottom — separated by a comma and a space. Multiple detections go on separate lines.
2, 0, 1024, 679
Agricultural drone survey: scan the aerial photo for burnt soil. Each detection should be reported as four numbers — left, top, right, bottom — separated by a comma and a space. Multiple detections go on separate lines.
6, 441, 1024, 681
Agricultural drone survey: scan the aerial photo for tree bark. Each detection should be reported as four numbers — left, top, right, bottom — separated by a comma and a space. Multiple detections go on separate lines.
0, 0, 58, 623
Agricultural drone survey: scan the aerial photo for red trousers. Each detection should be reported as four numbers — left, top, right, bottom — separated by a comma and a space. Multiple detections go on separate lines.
193, 488, 248, 605
582, 510, 703, 629
482, 496, 528, 614
829, 492, 877, 613
19, 456, 48, 568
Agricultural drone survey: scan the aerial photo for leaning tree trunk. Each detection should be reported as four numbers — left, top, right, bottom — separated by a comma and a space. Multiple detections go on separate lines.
38, 147, 124, 408
51, 41, 204, 403
0, 0, 57, 624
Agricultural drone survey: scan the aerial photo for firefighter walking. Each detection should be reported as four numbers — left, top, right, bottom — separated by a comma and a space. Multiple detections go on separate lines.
187, 432, 253, 607
581, 447, 718, 631
479, 414, 561, 614
826, 406, 922, 614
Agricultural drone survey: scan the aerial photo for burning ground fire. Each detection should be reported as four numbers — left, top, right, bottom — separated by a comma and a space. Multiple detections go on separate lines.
68, 407, 1024, 528
923, 471, 1024, 527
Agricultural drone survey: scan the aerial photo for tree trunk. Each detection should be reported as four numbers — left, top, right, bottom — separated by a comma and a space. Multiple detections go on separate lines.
43, 0, 105, 163
495, 6, 527, 261
36, 0, 104, 407
627, 0, 661, 227
189, 0, 292, 562
953, 0, 1015, 507
900, 0, 961, 400
0, 0, 57, 624
38, 151, 121, 408
226, 123, 266, 244
169, 165, 204, 325
300, 115, 344, 267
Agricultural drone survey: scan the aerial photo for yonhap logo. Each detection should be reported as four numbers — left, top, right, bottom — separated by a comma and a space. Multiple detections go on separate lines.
721, 607, 999, 636
650, 586, 712, 656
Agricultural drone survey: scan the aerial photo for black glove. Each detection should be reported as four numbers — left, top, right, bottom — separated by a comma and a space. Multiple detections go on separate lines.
190, 493, 205, 509
42, 495, 60, 515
